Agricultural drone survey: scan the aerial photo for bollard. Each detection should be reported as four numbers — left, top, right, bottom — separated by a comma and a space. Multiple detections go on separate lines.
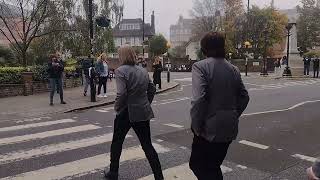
245, 58, 248, 76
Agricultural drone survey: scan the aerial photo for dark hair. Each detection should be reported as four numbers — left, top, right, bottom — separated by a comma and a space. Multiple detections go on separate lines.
200, 31, 225, 58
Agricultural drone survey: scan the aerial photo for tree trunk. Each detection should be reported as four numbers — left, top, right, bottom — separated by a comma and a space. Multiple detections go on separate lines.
22, 51, 27, 67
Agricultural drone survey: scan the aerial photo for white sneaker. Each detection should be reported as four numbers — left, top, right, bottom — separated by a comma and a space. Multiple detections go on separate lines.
103, 94, 108, 98
97, 94, 103, 98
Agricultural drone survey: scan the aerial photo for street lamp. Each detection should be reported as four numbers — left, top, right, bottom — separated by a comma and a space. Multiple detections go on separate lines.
283, 22, 297, 77
261, 30, 269, 76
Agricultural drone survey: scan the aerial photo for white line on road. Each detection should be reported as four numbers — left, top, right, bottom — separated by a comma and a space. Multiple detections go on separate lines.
0, 125, 100, 146
0, 134, 133, 164
242, 99, 320, 116
0, 143, 170, 180
0, 119, 75, 132
15, 117, 52, 123
155, 97, 190, 106
292, 154, 317, 162
138, 163, 232, 180
239, 140, 269, 150
164, 123, 184, 128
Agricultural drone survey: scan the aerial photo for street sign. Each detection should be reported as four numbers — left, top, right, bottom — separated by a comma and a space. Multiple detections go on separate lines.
253, 62, 260, 66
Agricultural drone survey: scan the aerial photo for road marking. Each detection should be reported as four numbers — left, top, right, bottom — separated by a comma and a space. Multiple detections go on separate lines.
15, 117, 52, 123
138, 163, 232, 180
0, 134, 133, 164
0, 125, 100, 146
0, 119, 75, 132
96, 110, 109, 113
174, 78, 192, 82
0, 143, 170, 180
155, 97, 190, 105
239, 140, 269, 150
236, 165, 248, 169
292, 154, 317, 162
242, 99, 320, 116
156, 139, 164, 142
164, 123, 184, 128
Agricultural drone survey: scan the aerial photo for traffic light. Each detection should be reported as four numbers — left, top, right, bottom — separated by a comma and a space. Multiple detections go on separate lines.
96, 16, 111, 28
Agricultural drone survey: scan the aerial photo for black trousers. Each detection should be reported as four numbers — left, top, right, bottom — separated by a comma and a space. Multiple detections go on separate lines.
153, 80, 161, 89
97, 76, 107, 94
189, 136, 231, 180
304, 65, 310, 75
109, 110, 163, 180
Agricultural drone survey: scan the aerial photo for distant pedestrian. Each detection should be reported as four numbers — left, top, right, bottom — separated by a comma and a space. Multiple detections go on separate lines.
82, 56, 93, 96
153, 57, 163, 89
303, 57, 311, 76
274, 58, 282, 76
48, 54, 66, 106
104, 46, 163, 180
189, 32, 249, 180
96, 53, 109, 98
313, 57, 319, 78
307, 159, 320, 180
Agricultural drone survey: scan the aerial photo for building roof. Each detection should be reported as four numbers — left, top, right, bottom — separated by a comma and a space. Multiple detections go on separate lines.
170, 17, 194, 30
113, 18, 155, 37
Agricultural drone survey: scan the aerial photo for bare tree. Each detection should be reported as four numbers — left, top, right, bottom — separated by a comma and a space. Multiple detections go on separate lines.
0, 0, 71, 67
190, 0, 225, 37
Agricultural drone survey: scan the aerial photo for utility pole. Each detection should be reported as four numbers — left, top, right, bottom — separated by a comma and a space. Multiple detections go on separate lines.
89, 0, 94, 56
142, 0, 145, 61
88, 0, 96, 102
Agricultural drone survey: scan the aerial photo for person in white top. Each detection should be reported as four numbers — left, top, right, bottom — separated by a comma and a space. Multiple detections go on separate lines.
96, 53, 109, 97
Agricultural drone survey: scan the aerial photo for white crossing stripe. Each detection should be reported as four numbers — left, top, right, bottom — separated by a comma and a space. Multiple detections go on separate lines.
164, 123, 184, 128
0, 125, 100, 146
239, 140, 269, 150
138, 163, 232, 180
96, 110, 109, 113
0, 134, 133, 164
292, 154, 317, 162
96, 107, 114, 113
174, 78, 192, 82
0, 119, 75, 132
155, 97, 190, 106
0, 143, 170, 180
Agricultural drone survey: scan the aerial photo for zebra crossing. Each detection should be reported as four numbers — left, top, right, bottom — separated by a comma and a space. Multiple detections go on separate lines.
0, 117, 241, 180
247, 79, 320, 91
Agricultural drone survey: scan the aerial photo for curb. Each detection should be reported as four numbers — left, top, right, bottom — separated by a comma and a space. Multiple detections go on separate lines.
64, 82, 180, 113
274, 76, 318, 80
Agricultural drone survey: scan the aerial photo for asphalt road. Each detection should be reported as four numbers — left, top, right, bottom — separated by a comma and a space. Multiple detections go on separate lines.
0, 72, 320, 180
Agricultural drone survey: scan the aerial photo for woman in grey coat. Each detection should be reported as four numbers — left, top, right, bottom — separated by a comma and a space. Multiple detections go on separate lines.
104, 46, 164, 180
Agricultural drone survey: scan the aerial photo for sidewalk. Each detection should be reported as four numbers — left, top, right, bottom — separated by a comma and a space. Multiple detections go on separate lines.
0, 79, 179, 121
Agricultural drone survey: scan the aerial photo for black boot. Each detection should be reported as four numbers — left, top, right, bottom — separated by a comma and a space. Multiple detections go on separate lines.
104, 168, 118, 180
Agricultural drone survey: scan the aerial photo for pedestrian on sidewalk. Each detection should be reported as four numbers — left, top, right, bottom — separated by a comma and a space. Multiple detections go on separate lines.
104, 46, 164, 180
303, 57, 311, 76
96, 53, 109, 98
189, 32, 249, 180
313, 57, 319, 78
152, 56, 163, 89
48, 54, 66, 106
274, 58, 281, 76
307, 159, 320, 180
82, 56, 93, 96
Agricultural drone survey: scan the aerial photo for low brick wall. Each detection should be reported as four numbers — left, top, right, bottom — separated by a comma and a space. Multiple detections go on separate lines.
0, 78, 82, 98
0, 84, 24, 98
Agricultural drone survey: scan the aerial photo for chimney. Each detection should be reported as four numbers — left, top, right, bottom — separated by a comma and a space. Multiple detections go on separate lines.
151, 11, 155, 33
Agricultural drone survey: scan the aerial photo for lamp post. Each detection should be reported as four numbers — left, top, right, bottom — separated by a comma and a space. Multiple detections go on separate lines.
244, 41, 251, 76
142, 0, 145, 61
261, 30, 269, 76
283, 22, 297, 77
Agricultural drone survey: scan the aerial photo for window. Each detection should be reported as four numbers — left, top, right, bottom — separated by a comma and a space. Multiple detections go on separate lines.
125, 37, 131, 45
135, 24, 140, 29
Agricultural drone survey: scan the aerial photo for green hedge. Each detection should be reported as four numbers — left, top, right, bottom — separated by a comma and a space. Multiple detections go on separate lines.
0, 65, 77, 84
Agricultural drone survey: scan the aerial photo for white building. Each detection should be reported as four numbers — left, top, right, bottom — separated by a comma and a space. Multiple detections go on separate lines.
112, 12, 155, 47
170, 16, 194, 48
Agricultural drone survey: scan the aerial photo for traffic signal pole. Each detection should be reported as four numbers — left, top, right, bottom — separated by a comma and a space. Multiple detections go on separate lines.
88, 0, 96, 102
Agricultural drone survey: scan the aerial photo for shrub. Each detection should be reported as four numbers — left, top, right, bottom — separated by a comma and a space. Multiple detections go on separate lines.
30, 65, 49, 82
0, 67, 25, 84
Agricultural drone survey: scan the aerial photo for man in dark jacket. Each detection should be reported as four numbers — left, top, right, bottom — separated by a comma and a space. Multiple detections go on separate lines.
189, 32, 249, 180
313, 57, 319, 78
48, 54, 66, 106
304, 57, 311, 76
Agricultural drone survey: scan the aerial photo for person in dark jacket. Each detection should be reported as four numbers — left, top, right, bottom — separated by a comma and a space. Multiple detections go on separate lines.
189, 32, 249, 180
313, 57, 319, 78
152, 57, 163, 89
48, 54, 66, 106
95, 53, 109, 97
304, 57, 311, 76
82, 56, 93, 96
104, 46, 163, 180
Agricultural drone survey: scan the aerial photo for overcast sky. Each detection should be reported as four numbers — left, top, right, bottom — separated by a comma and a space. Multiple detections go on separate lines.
123, 0, 300, 39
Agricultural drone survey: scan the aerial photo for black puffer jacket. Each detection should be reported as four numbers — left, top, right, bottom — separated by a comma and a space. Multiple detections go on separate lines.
48, 60, 64, 78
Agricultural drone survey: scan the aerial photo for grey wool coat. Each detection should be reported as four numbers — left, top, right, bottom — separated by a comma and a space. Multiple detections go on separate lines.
190, 58, 250, 142
114, 65, 156, 122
